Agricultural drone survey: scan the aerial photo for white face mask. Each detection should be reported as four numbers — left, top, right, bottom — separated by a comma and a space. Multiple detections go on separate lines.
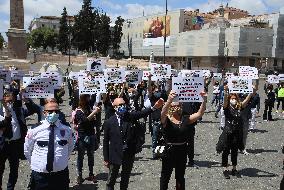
230, 99, 237, 106
6, 103, 13, 110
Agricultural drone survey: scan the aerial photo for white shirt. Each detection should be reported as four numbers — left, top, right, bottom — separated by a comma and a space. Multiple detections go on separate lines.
24, 119, 74, 173
3, 108, 21, 141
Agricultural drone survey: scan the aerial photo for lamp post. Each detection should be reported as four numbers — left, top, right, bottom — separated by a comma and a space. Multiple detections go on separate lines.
126, 20, 132, 58
68, 18, 71, 67
163, 0, 168, 64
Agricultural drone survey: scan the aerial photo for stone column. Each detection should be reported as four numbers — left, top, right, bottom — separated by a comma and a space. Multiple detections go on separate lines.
6, 0, 27, 59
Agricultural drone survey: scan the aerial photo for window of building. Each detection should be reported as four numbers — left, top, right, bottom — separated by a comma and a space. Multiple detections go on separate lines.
185, 20, 189, 25
42, 24, 45, 27
53, 25, 56, 29
273, 59, 278, 67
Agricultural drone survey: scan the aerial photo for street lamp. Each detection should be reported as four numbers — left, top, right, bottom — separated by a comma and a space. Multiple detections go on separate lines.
163, 0, 168, 64
68, 18, 71, 67
126, 20, 132, 58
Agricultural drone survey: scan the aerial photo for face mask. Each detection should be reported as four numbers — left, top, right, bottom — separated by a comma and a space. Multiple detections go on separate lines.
46, 112, 59, 124
230, 99, 237, 106
6, 103, 13, 110
109, 95, 116, 100
116, 105, 127, 116
128, 92, 135, 98
154, 92, 161, 98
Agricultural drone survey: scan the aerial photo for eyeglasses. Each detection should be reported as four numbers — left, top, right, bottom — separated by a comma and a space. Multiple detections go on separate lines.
45, 110, 60, 114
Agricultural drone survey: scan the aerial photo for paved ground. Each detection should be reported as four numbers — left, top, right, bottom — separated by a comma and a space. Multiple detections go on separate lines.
1, 62, 284, 189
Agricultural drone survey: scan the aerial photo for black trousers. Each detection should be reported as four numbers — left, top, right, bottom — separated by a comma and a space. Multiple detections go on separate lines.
0, 140, 21, 190
160, 144, 187, 190
106, 152, 135, 190
263, 104, 273, 120
29, 168, 69, 190
277, 97, 284, 111
187, 127, 195, 164
222, 147, 238, 167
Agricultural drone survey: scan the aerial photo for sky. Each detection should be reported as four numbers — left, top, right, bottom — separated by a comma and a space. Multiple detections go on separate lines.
1, 0, 284, 40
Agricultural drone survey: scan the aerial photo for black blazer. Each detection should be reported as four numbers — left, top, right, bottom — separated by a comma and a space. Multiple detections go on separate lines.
103, 108, 153, 165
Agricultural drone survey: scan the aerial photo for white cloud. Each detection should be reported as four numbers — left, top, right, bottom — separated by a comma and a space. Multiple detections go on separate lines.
100, 0, 122, 10
229, 0, 268, 15
264, 0, 284, 9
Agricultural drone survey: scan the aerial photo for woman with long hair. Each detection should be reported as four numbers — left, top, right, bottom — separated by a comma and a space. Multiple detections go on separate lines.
74, 94, 101, 184
160, 90, 207, 190
217, 85, 254, 179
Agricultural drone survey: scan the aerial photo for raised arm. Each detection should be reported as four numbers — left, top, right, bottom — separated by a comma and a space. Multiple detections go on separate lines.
188, 92, 207, 124
223, 85, 229, 109
241, 85, 256, 108
147, 74, 153, 95
161, 91, 175, 126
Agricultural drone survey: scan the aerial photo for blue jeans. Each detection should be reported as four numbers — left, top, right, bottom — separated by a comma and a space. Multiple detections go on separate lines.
76, 135, 95, 177
152, 121, 162, 154
211, 94, 219, 106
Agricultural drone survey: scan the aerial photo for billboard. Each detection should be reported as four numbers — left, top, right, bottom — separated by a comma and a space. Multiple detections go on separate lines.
143, 15, 171, 46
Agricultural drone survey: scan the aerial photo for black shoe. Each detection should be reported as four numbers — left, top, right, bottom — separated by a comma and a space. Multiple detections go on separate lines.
223, 170, 230, 179
232, 169, 238, 176
215, 113, 219, 118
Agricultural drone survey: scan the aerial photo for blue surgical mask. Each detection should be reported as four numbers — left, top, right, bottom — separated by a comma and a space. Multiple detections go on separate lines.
46, 112, 59, 124
116, 105, 127, 116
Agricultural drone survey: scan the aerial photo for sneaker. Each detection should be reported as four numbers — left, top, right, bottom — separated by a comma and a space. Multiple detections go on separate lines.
85, 175, 98, 183
241, 149, 249, 155
231, 169, 238, 176
223, 170, 230, 179
276, 110, 279, 113
77, 176, 84, 185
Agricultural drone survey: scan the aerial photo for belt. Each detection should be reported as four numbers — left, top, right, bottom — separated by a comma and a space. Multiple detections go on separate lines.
167, 142, 186, 146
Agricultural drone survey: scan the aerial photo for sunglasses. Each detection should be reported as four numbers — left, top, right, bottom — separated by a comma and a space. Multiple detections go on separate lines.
45, 110, 60, 114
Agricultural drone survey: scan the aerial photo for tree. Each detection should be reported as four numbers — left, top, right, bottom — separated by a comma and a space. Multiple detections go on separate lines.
72, 0, 94, 52
112, 16, 125, 56
97, 13, 111, 56
28, 27, 57, 50
58, 7, 69, 54
0, 33, 4, 50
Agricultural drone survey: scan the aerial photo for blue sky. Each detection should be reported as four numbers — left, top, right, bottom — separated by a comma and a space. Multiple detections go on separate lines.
1, 0, 284, 40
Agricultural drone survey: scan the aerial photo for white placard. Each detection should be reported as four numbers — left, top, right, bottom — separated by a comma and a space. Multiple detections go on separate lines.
68, 71, 80, 80
125, 70, 143, 84
213, 73, 223, 80
180, 70, 204, 78
171, 69, 178, 77
228, 77, 253, 94
0, 70, 11, 83
23, 77, 54, 99
0, 80, 3, 100
150, 64, 171, 80
172, 77, 204, 102
225, 73, 233, 79
79, 76, 106, 95
11, 70, 25, 81
104, 68, 125, 83
267, 75, 280, 84
239, 66, 259, 79
142, 71, 158, 81
86, 58, 106, 72
203, 70, 211, 78
41, 72, 63, 89
279, 74, 284, 81
29, 71, 35, 77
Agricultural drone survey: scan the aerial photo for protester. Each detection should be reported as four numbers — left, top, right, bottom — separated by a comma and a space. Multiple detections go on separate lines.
74, 94, 101, 184
276, 82, 284, 114
211, 81, 220, 107
216, 85, 254, 179
160, 90, 207, 190
24, 101, 74, 190
249, 92, 260, 132
263, 84, 276, 121
103, 97, 164, 190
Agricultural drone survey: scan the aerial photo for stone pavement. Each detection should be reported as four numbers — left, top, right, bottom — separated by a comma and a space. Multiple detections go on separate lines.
1, 63, 283, 190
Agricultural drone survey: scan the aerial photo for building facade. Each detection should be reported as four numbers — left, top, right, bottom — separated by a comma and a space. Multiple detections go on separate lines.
29, 16, 75, 32
119, 6, 284, 72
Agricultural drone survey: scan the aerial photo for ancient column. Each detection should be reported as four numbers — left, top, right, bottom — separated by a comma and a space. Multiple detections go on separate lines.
6, 0, 27, 59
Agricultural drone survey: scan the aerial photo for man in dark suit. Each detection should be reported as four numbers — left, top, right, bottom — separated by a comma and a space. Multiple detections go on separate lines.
103, 97, 164, 190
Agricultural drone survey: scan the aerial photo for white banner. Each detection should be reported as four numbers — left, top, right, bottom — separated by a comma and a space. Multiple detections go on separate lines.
0, 70, 11, 83
142, 71, 158, 81
225, 73, 233, 79
151, 64, 171, 80
228, 77, 253, 94
125, 70, 143, 84
267, 75, 280, 84
239, 66, 259, 79
213, 73, 223, 80
104, 68, 125, 83
41, 72, 63, 89
180, 70, 204, 78
79, 76, 106, 95
86, 58, 106, 72
11, 70, 25, 81
279, 74, 284, 81
172, 77, 204, 102
23, 77, 54, 99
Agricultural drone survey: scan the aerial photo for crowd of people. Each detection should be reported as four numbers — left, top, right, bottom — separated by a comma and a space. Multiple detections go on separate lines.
0, 69, 283, 190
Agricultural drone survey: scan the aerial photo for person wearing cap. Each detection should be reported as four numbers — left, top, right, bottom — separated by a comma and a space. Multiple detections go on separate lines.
24, 101, 74, 190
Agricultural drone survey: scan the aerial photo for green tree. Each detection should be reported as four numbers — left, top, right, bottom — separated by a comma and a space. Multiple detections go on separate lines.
97, 13, 111, 56
72, 0, 94, 52
0, 33, 4, 49
112, 16, 125, 56
28, 27, 57, 50
58, 7, 69, 54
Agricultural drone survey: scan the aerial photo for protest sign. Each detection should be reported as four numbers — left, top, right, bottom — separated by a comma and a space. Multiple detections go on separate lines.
69, 71, 80, 80
228, 77, 253, 94
104, 68, 125, 83
172, 77, 204, 102
279, 74, 284, 81
171, 69, 178, 77
267, 75, 280, 84
150, 64, 171, 80
86, 58, 106, 72
203, 70, 211, 78
0, 80, 3, 100
11, 70, 25, 81
125, 70, 143, 84
180, 70, 204, 78
239, 66, 259, 79
0, 70, 11, 83
213, 73, 223, 80
41, 72, 63, 89
142, 71, 158, 81
23, 77, 54, 99
225, 73, 233, 79
79, 76, 106, 95
29, 71, 35, 77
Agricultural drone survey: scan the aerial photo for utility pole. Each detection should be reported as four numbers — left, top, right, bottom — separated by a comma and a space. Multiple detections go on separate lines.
163, 0, 168, 64
68, 18, 71, 66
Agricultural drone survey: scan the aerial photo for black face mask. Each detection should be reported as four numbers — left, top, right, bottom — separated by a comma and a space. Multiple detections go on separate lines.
109, 95, 117, 100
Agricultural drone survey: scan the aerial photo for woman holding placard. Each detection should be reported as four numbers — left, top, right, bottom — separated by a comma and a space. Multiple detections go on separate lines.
216, 86, 253, 179
160, 90, 207, 190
